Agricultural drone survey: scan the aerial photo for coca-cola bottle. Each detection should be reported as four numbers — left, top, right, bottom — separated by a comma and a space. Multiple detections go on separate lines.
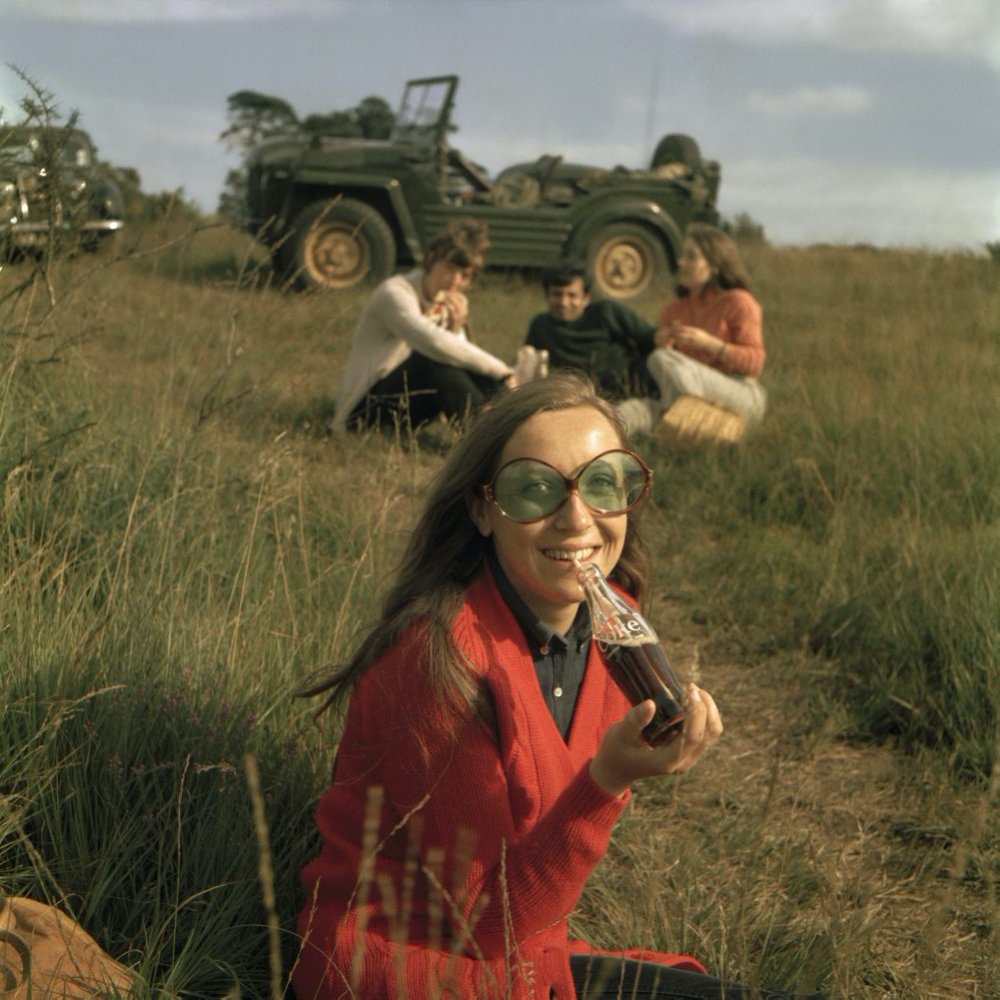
577, 561, 686, 745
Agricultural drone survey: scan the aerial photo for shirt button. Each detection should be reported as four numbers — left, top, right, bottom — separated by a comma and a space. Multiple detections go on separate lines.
553, 686, 563, 698
539, 644, 550, 655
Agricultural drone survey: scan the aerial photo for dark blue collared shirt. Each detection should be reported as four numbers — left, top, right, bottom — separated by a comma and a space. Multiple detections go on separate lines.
487, 547, 591, 739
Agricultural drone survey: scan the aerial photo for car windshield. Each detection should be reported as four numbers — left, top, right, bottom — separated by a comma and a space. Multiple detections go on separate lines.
1, 130, 93, 169
391, 77, 456, 147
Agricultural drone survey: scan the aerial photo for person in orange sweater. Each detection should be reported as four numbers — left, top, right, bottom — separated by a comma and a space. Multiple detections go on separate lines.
294, 374, 815, 1000
618, 224, 767, 437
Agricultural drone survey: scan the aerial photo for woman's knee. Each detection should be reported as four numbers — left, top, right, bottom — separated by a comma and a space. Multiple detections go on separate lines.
647, 347, 697, 406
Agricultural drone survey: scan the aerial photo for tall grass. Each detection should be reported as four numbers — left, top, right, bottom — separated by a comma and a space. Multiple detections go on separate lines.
0, 223, 996, 996
654, 245, 998, 779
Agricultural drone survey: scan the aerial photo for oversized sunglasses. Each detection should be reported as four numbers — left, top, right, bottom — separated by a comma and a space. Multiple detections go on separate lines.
481, 449, 652, 523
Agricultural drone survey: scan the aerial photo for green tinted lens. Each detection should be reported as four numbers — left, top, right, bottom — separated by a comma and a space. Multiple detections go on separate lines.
493, 460, 568, 520
578, 452, 646, 513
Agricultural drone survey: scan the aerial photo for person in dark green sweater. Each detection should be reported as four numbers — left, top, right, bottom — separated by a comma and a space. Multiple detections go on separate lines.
524, 262, 659, 401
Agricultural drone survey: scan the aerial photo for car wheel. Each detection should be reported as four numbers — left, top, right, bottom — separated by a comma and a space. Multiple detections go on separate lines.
78, 229, 124, 257
587, 223, 668, 300
283, 197, 396, 291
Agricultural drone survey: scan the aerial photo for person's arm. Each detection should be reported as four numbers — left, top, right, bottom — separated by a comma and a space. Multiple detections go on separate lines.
377, 278, 512, 379
354, 639, 628, 959
524, 313, 548, 350
525, 314, 583, 373
714, 291, 765, 376
654, 298, 682, 348
605, 301, 657, 356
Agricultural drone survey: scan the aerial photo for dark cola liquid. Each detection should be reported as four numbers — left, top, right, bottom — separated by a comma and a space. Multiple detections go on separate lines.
603, 641, 686, 745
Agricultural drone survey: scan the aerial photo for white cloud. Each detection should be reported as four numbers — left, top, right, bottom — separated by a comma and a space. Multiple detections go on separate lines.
628, 0, 1000, 71
3, 0, 343, 23
721, 156, 1000, 247
108, 99, 223, 150
745, 85, 874, 118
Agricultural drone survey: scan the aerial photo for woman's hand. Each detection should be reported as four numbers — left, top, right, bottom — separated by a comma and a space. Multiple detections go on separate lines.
589, 684, 723, 797
663, 321, 726, 358
654, 321, 679, 349
438, 290, 469, 332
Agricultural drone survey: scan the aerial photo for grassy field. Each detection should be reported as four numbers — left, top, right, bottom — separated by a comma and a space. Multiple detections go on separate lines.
0, 220, 996, 998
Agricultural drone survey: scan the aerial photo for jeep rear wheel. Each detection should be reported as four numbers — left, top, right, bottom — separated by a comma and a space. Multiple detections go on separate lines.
587, 223, 668, 300
284, 197, 395, 291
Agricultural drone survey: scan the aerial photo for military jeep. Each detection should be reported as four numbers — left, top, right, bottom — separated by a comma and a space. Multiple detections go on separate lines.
0, 125, 125, 255
241, 75, 721, 300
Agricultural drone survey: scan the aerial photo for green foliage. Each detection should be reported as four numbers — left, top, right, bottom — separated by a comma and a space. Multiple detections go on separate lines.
723, 210, 768, 246
110, 164, 200, 225
301, 109, 360, 137
355, 95, 395, 139
219, 90, 299, 154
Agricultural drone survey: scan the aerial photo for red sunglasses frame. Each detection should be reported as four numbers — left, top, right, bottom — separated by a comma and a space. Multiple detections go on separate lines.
480, 449, 652, 523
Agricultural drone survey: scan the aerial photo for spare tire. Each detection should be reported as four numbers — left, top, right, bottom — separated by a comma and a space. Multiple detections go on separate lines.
651, 133, 701, 171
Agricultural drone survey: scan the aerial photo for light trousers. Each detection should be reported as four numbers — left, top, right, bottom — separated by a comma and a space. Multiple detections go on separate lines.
616, 349, 767, 437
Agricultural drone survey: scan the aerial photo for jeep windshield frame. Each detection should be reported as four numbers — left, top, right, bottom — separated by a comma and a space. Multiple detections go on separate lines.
390, 75, 458, 151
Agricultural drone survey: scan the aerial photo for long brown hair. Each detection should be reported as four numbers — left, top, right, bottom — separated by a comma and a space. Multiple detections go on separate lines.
303, 372, 651, 722
677, 222, 754, 297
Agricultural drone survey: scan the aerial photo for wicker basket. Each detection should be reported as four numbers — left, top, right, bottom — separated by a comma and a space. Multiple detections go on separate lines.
657, 395, 746, 449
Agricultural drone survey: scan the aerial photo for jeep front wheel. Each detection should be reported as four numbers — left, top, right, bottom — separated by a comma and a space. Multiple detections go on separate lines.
587, 224, 668, 300
283, 197, 396, 291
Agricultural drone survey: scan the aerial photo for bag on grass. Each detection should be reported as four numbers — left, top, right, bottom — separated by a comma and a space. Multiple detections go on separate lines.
0, 895, 134, 998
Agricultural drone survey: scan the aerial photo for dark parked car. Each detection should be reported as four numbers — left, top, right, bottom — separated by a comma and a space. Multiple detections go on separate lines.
0, 125, 125, 254
241, 75, 721, 300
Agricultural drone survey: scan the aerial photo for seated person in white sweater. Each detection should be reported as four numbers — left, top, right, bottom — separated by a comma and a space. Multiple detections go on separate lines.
334, 220, 515, 433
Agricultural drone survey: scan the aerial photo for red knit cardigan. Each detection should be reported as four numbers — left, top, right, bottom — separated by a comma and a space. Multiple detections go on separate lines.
293, 568, 706, 999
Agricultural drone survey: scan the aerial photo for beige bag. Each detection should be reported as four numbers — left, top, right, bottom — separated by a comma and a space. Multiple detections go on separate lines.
0, 895, 134, 998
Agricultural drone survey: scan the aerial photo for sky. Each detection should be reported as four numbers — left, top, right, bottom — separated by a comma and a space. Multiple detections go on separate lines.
2, 0, 998, 249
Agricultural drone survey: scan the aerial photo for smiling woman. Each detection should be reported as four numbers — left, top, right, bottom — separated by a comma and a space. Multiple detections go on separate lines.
291, 373, 823, 999
468, 409, 634, 635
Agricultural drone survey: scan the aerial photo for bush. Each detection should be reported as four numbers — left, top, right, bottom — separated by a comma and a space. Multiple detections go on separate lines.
723, 211, 768, 246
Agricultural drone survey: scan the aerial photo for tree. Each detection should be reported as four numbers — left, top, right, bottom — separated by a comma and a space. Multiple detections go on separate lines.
219, 90, 299, 154
301, 111, 360, 137
355, 96, 394, 139
723, 211, 768, 246
217, 90, 300, 221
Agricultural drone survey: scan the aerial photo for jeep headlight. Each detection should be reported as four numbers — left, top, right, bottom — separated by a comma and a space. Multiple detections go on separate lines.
0, 180, 15, 220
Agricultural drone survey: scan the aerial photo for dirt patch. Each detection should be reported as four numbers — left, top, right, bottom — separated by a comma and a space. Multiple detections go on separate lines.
666, 646, 997, 998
